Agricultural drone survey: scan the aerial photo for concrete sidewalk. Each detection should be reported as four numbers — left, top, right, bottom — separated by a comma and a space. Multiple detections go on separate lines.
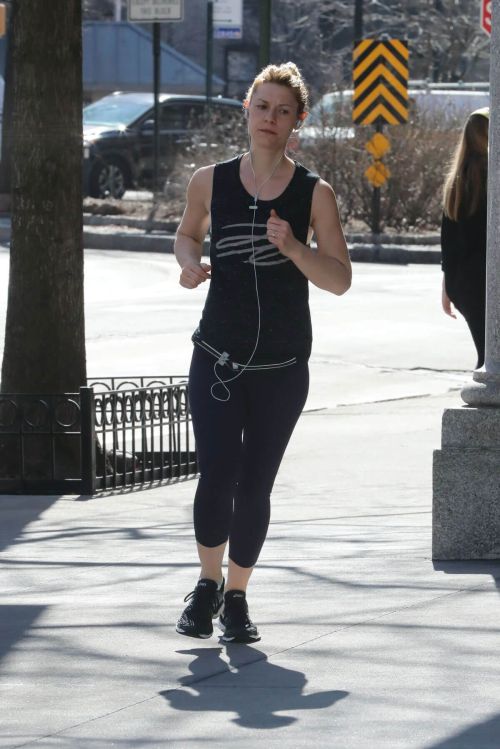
2, 389, 500, 748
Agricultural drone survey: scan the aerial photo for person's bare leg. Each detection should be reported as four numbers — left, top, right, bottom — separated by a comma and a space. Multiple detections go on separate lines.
197, 541, 226, 583
226, 558, 254, 592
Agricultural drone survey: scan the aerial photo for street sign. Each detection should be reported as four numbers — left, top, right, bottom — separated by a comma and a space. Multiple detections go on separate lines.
365, 161, 391, 188
353, 39, 409, 125
128, 0, 183, 22
213, 0, 242, 39
365, 132, 390, 159
481, 0, 491, 35
364, 133, 391, 187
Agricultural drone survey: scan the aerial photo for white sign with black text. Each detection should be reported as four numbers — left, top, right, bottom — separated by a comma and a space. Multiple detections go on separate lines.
128, 0, 183, 22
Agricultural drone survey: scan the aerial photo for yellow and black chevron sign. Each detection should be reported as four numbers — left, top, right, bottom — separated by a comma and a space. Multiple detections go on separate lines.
353, 39, 409, 125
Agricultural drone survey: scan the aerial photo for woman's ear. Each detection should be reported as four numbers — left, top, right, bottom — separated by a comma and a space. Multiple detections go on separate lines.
295, 111, 308, 129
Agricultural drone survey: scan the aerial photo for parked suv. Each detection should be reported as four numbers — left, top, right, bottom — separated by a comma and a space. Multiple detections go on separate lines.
83, 92, 242, 198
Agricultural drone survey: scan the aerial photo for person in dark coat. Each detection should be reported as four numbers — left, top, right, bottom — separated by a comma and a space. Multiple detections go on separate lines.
441, 107, 489, 369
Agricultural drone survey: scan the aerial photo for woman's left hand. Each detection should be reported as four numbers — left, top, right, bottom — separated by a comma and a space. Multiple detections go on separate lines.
267, 209, 301, 258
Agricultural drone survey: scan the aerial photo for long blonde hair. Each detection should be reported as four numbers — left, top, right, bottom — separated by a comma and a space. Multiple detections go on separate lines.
443, 110, 489, 221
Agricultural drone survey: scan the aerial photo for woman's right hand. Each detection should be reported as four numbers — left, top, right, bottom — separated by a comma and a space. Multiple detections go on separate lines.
441, 277, 457, 319
179, 262, 211, 289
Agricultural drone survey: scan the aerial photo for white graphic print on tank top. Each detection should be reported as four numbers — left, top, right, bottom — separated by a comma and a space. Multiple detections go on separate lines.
215, 223, 289, 266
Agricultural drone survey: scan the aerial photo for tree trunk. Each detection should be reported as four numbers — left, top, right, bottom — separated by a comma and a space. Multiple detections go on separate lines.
0, 1, 16, 197
1, 0, 86, 395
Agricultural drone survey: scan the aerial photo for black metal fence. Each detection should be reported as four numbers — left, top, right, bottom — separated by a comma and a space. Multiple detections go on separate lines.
0, 376, 197, 495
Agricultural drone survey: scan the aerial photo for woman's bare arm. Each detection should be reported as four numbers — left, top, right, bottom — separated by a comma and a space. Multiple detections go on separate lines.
174, 166, 213, 289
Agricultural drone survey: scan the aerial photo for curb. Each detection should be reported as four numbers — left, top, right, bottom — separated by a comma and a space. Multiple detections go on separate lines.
83, 230, 442, 264
0, 217, 442, 264
83, 230, 178, 253
348, 243, 441, 264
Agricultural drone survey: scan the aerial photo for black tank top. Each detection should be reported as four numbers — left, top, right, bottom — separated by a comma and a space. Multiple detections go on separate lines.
192, 154, 319, 366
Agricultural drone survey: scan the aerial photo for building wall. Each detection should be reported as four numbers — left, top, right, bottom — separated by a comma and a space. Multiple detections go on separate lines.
161, 0, 260, 99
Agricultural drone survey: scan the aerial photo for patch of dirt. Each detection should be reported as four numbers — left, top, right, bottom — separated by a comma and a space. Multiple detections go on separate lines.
83, 197, 185, 222
82, 198, 437, 236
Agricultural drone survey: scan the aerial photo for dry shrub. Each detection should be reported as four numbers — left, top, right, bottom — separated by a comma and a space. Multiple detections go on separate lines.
298, 108, 462, 233
107, 103, 462, 234
165, 109, 249, 199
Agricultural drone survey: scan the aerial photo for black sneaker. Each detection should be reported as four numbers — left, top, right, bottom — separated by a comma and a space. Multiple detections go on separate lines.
219, 589, 261, 643
176, 578, 225, 639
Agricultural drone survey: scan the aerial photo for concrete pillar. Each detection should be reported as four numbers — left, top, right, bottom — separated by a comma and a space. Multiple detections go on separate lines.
432, 0, 500, 560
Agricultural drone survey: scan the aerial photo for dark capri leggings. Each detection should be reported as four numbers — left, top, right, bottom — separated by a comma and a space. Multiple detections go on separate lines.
188, 346, 309, 568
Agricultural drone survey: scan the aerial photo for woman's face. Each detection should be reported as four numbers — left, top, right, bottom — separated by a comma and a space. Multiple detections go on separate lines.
246, 82, 300, 149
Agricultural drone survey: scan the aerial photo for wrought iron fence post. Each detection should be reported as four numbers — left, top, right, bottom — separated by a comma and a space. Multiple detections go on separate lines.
80, 386, 97, 495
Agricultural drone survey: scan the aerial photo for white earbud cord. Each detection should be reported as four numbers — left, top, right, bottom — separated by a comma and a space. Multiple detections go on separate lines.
210, 149, 285, 402
210, 202, 261, 401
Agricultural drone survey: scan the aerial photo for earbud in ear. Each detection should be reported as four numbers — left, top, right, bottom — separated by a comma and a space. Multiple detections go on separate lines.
294, 112, 307, 130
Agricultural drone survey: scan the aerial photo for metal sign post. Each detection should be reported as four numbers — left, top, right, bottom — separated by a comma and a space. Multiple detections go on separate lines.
259, 0, 271, 68
127, 0, 183, 195
352, 38, 409, 233
207, 1, 214, 102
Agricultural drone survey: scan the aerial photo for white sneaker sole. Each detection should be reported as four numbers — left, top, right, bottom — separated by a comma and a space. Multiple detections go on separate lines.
218, 619, 260, 643
175, 625, 212, 639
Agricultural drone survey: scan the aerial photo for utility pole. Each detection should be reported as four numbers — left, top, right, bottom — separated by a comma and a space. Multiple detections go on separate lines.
354, 0, 363, 40
153, 22, 160, 194
354, 0, 382, 234
259, 0, 271, 68
206, 0, 213, 102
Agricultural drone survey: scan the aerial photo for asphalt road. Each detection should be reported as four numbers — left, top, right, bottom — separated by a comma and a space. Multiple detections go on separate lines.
0, 247, 476, 407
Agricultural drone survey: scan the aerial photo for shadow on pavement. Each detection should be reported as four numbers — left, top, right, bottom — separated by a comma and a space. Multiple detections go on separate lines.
0, 496, 59, 666
424, 712, 500, 749
0, 495, 58, 554
161, 646, 348, 729
0, 604, 46, 664
433, 560, 500, 592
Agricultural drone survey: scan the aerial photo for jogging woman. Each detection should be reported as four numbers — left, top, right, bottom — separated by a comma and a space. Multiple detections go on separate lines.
174, 62, 352, 643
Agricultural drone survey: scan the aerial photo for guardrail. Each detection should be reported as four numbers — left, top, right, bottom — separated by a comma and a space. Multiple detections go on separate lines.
0, 376, 197, 495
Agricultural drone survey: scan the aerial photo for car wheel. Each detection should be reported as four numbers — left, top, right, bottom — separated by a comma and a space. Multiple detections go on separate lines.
89, 157, 128, 199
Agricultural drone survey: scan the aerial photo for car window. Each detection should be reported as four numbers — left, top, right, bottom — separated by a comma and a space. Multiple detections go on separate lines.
160, 103, 205, 130
83, 96, 149, 127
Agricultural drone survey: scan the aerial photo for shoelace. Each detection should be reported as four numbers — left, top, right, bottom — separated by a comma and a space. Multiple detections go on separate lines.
183, 584, 218, 614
